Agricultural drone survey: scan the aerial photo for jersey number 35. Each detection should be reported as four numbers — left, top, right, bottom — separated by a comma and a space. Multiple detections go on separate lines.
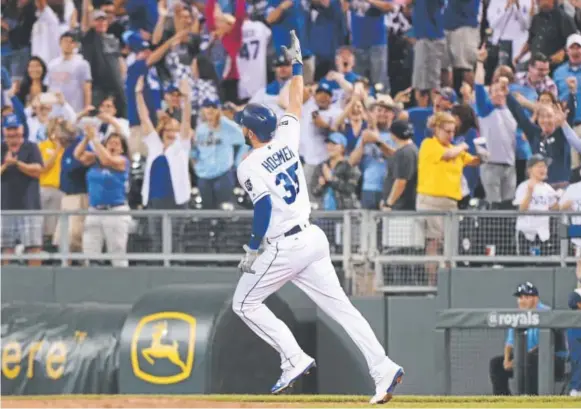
276, 162, 300, 204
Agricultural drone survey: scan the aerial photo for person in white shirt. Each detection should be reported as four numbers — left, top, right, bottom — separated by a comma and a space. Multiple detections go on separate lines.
560, 171, 581, 283
31, 0, 76, 66
27, 91, 76, 143
297, 81, 342, 199
513, 154, 560, 256
237, 18, 272, 101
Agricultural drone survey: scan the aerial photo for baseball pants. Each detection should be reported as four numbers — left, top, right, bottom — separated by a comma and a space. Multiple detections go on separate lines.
232, 224, 397, 384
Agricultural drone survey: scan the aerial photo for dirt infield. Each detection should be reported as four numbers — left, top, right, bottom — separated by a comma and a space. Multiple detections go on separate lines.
2, 395, 581, 408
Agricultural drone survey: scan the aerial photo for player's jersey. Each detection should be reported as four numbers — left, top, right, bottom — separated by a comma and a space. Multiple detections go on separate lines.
237, 113, 311, 239
237, 20, 271, 100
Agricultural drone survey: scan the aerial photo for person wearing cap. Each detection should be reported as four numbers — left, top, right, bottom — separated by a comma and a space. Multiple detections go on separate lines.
161, 84, 184, 122
192, 98, 247, 209
80, 7, 126, 117
124, 29, 189, 155
249, 54, 292, 118
1, 113, 44, 266
512, 154, 560, 256
381, 119, 417, 211
553, 33, 581, 172
560, 172, 581, 282
348, 97, 398, 210
473, 46, 519, 209
567, 288, 581, 396
489, 282, 551, 395
46, 32, 92, 114
311, 132, 361, 210
299, 81, 342, 199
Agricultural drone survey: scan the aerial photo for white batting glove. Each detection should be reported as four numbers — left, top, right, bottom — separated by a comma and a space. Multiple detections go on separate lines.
281, 30, 302, 66
238, 244, 258, 274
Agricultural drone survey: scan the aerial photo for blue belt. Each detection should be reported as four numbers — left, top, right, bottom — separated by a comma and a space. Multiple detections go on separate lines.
284, 224, 304, 237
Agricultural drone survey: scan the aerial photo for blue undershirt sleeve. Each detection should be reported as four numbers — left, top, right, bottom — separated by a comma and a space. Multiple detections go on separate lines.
249, 195, 273, 250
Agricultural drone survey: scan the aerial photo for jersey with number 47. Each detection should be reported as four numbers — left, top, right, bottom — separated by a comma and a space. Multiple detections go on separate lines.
237, 114, 311, 239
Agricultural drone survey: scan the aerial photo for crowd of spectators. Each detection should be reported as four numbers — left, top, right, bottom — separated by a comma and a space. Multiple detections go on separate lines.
1, 0, 581, 271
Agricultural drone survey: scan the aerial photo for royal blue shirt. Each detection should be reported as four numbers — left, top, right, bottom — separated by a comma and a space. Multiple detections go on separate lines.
553, 62, 581, 123
349, 0, 388, 49
412, 0, 445, 40
322, 73, 361, 103
408, 107, 433, 147
60, 137, 89, 195
309, 0, 347, 60
443, 0, 480, 31
149, 155, 174, 201
344, 120, 368, 154
86, 158, 129, 207
125, 0, 158, 33
454, 128, 480, 196
267, 0, 312, 57
126, 58, 162, 127
508, 83, 535, 160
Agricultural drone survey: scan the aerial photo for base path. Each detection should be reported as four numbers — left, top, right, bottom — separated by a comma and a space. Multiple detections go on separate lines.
2, 395, 579, 408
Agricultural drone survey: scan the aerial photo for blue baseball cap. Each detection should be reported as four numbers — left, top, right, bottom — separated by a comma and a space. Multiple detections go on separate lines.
165, 84, 181, 94
123, 31, 150, 53
513, 282, 539, 297
316, 81, 333, 96
2, 113, 22, 129
326, 132, 347, 147
202, 98, 221, 108
438, 87, 458, 104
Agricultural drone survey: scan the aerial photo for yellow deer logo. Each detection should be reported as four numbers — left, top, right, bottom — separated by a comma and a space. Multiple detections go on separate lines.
141, 321, 187, 372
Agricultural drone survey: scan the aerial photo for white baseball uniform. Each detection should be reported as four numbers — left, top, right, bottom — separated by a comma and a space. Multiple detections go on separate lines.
233, 113, 399, 384
237, 20, 271, 100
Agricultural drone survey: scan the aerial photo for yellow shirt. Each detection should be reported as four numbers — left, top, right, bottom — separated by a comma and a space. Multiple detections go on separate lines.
38, 140, 63, 189
417, 137, 475, 201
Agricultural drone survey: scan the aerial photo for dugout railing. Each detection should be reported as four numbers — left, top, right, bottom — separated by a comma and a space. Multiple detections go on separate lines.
2, 209, 580, 294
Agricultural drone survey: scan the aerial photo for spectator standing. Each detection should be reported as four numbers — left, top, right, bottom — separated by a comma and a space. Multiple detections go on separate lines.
93, 95, 130, 140
442, 0, 480, 89
553, 34, 581, 171
299, 82, 342, 198
349, 98, 397, 209
27, 91, 76, 143
308, 0, 347, 82
2, 0, 36, 87
515, 53, 558, 97
266, 0, 314, 83
137, 77, 192, 252
560, 173, 581, 281
1, 114, 43, 266
46, 31, 92, 113
73, 126, 131, 267
125, 0, 159, 35
334, 93, 368, 154
416, 112, 480, 284
408, 87, 458, 147
348, 0, 393, 92
513, 0, 577, 70
31, 0, 66, 66
311, 132, 361, 210
16, 56, 48, 107
80, 3, 126, 117
385, 0, 414, 94
192, 99, 246, 208
451, 104, 481, 198
236, 17, 272, 101
381, 119, 417, 210
187, 55, 222, 126
38, 118, 69, 243
249, 54, 292, 118
320, 47, 359, 104
412, 0, 447, 94
474, 49, 517, 208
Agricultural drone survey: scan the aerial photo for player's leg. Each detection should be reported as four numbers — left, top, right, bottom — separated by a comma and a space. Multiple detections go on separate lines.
291, 225, 403, 403
232, 243, 315, 392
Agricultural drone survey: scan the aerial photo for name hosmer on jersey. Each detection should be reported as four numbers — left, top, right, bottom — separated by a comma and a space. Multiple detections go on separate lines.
261, 146, 296, 173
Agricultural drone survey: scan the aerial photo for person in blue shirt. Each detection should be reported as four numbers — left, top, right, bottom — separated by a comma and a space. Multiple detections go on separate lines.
320, 47, 361, 104
567, 289, 581, 396
348, 0, 394, 92
408, 87, 457, 147
489, 282, 557, 396
442, 0, 480, 90
348, 99, 397, 209
125, 0, 159, 34
451, 104, 480, 198
266, 0, 314, 83
124, 30, 185, 156
73, 126, 131, 267
193, 98, 247, 209
412, 0, 447, 93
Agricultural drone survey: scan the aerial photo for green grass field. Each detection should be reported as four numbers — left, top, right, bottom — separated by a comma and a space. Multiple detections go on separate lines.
3, 395, 581, 408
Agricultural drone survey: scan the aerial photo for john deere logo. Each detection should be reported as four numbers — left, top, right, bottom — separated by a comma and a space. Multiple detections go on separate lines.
130, 312, 196, 384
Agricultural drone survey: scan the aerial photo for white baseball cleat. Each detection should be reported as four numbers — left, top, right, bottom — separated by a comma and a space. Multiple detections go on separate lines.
271, 354, 316, 394
369, 367, 404, 404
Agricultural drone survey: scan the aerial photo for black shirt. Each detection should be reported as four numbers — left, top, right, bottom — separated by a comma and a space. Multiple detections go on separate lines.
1, 141, 43, 210
528, 7, 576, 59
383, 143, 418, 210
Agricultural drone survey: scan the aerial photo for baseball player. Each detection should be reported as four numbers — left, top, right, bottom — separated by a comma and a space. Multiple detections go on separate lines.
232, 30, 404, 404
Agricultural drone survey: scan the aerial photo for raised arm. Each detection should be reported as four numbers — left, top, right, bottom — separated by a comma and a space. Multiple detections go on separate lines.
179, 77, 192, 140
135, 76, 155, 135
506, 92, 539, 142
281, 30, 304, 119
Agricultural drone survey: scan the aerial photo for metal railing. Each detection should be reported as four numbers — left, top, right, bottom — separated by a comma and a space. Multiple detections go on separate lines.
2, 209, 580, 294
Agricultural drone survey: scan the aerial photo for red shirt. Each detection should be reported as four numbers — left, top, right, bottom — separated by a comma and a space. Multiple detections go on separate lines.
205, 0, 246, 81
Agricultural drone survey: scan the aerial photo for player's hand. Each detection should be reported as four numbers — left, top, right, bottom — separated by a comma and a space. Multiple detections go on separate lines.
238, 244, 258, 274
281, 30, 302, 66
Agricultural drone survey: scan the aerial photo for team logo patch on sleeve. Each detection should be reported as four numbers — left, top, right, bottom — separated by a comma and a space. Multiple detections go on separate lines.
244, 179, 253, 191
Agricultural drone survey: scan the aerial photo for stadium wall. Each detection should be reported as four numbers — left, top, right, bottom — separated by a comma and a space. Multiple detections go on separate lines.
1, 266, 576, 396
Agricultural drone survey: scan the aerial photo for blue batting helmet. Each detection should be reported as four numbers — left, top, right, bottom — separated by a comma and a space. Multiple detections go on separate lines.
234, 103, 277, 142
